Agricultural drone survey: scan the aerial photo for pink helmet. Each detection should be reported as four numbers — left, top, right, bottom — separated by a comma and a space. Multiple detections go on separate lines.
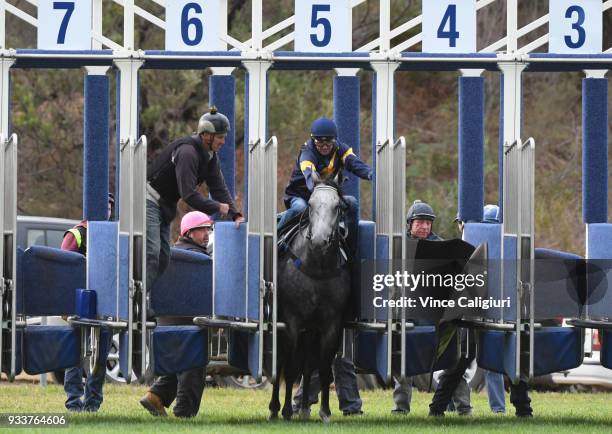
180, 211, 214, 237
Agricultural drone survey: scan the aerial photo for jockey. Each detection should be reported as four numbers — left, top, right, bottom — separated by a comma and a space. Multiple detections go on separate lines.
278, 117, 372, 255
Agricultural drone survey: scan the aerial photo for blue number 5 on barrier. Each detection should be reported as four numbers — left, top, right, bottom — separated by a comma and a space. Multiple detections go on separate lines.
37, 0, 92, 50
422, 0, 476, 53
549, 0, 602, 54
294, 0, 351, 52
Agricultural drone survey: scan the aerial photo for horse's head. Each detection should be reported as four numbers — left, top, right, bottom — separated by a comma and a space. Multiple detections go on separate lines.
306, 174, 345, 250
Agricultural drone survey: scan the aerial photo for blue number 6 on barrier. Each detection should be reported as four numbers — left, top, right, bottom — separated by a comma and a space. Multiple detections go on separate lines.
549, 0, 602, 54
165, 0, 224, 51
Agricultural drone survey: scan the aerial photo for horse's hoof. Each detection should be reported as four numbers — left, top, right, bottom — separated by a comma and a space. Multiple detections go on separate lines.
282, 411, 293, 421
319, 410, 331, 423
298, 409, 311, 420
269, 411, 279, 421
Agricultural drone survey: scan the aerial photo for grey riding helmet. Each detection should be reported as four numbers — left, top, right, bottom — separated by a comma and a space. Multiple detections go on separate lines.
197, 106, 231, 135
406, 200, 436, 226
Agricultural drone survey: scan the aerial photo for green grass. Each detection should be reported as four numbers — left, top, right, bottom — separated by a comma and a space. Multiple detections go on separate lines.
1, 383, 611, 433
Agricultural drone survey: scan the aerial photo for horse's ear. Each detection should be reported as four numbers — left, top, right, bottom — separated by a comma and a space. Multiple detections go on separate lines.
311, 171, 320, 185
332, 171, 341, 186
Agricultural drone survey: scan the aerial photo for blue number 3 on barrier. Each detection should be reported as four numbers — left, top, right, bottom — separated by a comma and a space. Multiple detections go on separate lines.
564, 6, 586, 49
549, 0, 602, 54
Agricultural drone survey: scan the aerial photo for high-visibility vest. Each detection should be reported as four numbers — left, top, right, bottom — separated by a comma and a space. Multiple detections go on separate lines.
64, 225, 87, 255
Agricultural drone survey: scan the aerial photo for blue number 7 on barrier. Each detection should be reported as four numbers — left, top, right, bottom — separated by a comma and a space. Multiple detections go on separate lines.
53, 2, 74, 44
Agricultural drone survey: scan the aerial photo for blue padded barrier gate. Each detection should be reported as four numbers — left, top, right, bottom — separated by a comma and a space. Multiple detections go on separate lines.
23, 326, 80, 375
400, 326, 459, 376
587, 224, 612, 320
356, 221, 375, 321
151, 326, 208, 376
247, 234, 260, 321
354, 330, 388, 381
151, 248, 212, 317
477, 328, 583, 377
20, 246, 85, 316
601, 329, 612, 369
214, 223, 247, 318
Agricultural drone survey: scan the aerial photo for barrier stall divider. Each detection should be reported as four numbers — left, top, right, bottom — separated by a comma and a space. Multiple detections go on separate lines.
135, 135, 148, 382
0, 131, 5, 379
503, 138, 521, 383
116, 56, 144, 383
264, 136, 278, 384
1, 132, 16, 380
370, 59, 399, 385
522, 138, 536, 380
0, 54, 14, 380
393, 136, 407, 382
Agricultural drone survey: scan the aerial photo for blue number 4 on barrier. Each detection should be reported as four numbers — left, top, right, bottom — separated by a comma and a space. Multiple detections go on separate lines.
310, 4, 332, 47
53, 1, 74, 44
437, 4, 460, 48
181, 2, 204, 46
564, 5, 586, 49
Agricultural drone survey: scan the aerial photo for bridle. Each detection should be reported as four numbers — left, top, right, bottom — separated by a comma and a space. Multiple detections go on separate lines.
303, 185, 347, 245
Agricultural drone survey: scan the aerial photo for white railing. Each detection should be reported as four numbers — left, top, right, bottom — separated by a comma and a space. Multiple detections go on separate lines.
1, 0, 611, 54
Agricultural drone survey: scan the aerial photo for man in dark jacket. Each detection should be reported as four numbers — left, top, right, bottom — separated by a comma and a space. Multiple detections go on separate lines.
140, 211, 213, 418
428, 204, 532, 418
392, 200, 471, 415
146, 107, 244, 289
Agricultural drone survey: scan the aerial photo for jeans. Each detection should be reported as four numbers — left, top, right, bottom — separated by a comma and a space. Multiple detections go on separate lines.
392, 375, 470, 414
64, 331, 112, 411
486, 370, 506, 413
278, 195, 359, 254
146, 199, 171, 291
293, 356, 362, 414
392, 377, 413, 412
278, 196, 307, 229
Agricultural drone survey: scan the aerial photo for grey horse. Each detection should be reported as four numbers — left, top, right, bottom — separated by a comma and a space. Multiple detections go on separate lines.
269, 178, 351, 422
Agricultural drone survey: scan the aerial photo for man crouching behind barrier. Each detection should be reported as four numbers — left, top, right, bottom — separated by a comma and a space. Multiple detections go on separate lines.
140, 211, 213, 418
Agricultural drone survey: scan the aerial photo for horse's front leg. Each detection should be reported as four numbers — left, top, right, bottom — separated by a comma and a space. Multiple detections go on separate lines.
281, 326, 299, 421
318, 326, 342, 423
269, 374, 281, 420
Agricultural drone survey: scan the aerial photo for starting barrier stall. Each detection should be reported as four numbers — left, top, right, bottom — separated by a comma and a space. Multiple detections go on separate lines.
0, 131, 16, 379
2, 0, 612, 387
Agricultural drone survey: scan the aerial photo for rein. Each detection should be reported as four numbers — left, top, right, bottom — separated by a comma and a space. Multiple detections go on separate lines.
282, 185, 349, 279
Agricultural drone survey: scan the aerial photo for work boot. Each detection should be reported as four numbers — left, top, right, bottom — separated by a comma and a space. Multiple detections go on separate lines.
139, 391, 167, 417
